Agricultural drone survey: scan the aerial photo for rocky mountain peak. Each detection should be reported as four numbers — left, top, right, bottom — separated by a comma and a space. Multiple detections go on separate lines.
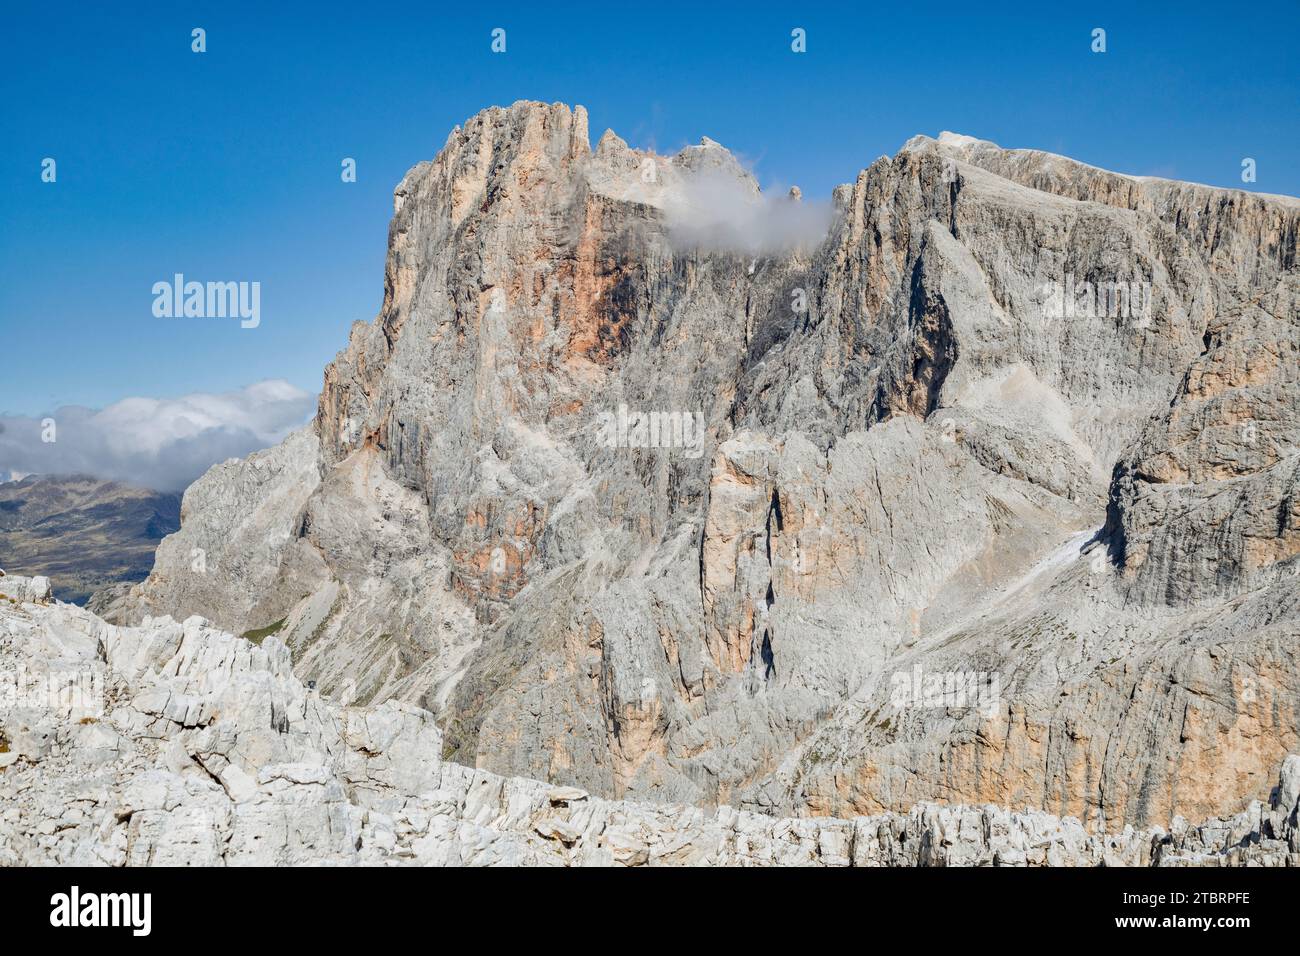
92, 103, 1300, 833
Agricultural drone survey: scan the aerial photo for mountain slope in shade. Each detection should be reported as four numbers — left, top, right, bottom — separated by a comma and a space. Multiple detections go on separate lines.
0, 475, 180, 604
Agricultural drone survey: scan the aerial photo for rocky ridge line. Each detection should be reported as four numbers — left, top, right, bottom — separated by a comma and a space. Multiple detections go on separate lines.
3, 576, 1298, 866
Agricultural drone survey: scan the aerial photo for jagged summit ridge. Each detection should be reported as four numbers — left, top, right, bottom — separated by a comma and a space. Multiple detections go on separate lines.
905, 128, 1300, 205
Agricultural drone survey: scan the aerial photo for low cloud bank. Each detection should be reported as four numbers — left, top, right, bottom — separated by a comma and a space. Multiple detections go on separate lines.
662, 170, 834, 255
0, 380, 315, 492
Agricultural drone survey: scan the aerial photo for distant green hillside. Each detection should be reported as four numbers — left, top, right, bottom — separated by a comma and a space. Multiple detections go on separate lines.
0, 475, 180, 604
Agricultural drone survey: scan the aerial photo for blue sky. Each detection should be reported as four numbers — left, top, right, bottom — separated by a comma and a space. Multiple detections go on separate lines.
2, 0, 1297, 417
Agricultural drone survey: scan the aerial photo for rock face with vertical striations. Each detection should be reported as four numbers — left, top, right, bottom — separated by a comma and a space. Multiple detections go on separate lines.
95, 103, 1300, 835
3, 577, 1298, 866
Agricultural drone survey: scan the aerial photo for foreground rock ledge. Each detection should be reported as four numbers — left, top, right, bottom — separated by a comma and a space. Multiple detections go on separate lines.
3, 577, 1296, 866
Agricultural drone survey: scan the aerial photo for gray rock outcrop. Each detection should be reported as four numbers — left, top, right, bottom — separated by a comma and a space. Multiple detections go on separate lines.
3, 577, 1297, 866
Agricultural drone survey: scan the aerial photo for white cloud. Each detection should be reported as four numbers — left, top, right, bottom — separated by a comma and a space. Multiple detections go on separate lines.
662, 169, 834, 255
0, 380, 315, 491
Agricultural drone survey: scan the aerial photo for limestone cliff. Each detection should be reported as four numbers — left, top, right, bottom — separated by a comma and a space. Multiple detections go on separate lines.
94, 103, 1300, 832
4, 576, 1297, 866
